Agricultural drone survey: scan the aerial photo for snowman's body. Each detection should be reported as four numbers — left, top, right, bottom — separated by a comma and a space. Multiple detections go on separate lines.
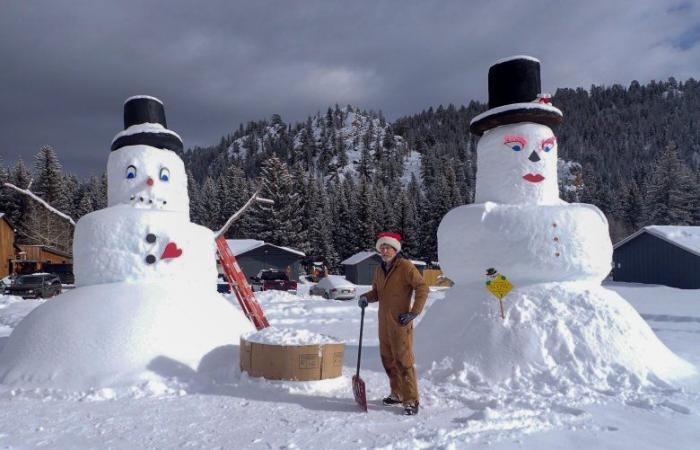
0, 97, 253, 389
418, 60, 695, 388
439, 202, 612, 286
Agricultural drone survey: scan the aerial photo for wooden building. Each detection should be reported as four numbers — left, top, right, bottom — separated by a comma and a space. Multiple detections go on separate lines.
12, 244, 73, 275
612, 225, 700, 289
0, 213, 18, 278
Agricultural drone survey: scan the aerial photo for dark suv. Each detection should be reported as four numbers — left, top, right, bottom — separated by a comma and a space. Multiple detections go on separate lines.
249, 269, 297, 293
4, 273, 62, 299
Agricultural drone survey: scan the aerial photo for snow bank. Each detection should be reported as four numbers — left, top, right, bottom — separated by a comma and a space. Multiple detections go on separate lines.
416, 282, 697, 390
243, 327, 341, 346
0, 282, 254, 389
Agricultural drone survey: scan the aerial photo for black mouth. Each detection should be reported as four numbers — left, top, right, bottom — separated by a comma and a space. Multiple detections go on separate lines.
129, 196, 167, 207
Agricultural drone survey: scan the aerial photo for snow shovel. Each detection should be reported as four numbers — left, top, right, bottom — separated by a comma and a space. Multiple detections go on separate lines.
352, 304, 368, 412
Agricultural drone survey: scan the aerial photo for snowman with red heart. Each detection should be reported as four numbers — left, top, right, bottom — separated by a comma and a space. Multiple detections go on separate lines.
0, 96, 254, 389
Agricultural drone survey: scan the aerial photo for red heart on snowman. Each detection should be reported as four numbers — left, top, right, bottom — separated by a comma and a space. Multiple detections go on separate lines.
160, 242, 183, 260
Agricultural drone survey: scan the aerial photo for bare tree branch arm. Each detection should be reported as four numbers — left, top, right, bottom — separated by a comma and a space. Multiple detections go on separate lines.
3, 182, 76, 226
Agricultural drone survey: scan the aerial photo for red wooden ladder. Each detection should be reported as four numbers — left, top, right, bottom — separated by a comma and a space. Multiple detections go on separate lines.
215, 234, 270, 330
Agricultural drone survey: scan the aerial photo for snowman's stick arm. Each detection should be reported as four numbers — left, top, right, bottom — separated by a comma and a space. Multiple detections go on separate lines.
215, 190, 273, 238
3, 182, 76, 226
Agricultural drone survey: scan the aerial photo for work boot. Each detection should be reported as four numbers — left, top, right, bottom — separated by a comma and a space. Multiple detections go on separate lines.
403, 402, 419, 416
382, 394, 402, 406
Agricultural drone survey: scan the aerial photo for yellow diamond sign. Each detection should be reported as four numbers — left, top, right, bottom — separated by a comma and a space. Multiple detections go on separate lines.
485, 276, 513, 299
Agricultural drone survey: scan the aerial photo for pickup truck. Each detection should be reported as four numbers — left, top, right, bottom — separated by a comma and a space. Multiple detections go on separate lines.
250, 269, 297, 294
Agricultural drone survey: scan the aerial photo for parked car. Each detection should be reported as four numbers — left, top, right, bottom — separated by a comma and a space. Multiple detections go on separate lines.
310, 275, 357, 300
250, 269, 297, 293
4, 273, 62, 299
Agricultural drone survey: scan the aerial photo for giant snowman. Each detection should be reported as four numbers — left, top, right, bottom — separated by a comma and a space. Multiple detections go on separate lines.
417, 57, 695, 390
0, 96, 254, 389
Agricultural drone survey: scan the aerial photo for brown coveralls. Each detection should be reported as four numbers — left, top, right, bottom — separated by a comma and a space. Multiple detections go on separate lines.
365, 257, 429, 405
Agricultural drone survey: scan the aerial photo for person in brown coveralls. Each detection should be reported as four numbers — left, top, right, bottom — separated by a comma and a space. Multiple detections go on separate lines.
358, 232, 429, 416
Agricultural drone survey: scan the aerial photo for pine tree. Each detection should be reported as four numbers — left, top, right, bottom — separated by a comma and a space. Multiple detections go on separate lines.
6, 159, 32, 239
186, 169, 200, 223
307, 179, 338, 268
0, 157, 10, 217
32, 145, 68, 210
247, 156, 305, 249
329, 177, 357, 262
356, 176, 378, 251
395, 190, 419, 258
197, 177, 222, 230
646, 142, 696, 225
74, 176, 103, 219
24, 146, 72, 250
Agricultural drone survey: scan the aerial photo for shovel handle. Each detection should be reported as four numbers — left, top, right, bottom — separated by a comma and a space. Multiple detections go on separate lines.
356, 305, 366, 377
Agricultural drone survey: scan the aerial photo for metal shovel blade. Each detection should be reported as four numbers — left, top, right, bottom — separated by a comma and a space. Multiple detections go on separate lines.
352, 374, 368, 412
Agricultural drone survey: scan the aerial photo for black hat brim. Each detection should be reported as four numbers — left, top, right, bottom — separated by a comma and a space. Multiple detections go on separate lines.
470, 103, 563, 136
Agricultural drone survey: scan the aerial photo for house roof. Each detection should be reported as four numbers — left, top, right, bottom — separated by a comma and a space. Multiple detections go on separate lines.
0, 212, 15, 229
614, 225, 700, 257
341, 251, 379, 265
225, 239, 305, 257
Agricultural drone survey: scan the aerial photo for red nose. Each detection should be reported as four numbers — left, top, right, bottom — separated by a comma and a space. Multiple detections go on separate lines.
147, 177, 154, 186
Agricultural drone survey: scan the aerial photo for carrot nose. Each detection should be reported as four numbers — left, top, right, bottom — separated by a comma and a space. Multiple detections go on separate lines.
147, 177, 154, 186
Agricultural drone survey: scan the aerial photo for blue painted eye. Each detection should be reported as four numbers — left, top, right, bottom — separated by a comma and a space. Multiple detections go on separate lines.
159, 167, 170, 182
505, 142, 522, 152
543, 144, 553, 153
126, 165, 137, 179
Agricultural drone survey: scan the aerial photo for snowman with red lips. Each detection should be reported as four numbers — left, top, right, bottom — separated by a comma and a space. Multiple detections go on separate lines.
416, 56, 695, 388
0, 96, 254, 389
438, 56, 613, 285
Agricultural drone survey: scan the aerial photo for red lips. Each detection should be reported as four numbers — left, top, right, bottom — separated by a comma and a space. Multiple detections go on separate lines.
523, 174, 545, 183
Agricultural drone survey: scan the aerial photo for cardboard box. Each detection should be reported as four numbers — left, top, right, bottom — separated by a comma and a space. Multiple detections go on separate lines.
240, 336, 345, 381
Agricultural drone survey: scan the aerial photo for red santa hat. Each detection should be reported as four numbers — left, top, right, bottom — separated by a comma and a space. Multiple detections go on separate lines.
375, 232, 402, 253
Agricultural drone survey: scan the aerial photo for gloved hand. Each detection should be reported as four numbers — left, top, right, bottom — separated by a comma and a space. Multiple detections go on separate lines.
358, 295, 369, 308
398, 312, 417, 326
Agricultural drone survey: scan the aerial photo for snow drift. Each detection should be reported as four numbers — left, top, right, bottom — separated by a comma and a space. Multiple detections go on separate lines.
0, 282, 253, 389
417, 282, 696, 390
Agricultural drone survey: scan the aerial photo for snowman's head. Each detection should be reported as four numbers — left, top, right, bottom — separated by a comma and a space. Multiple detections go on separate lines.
474, 122, 559, 205
107, 145, 190, 216
107, 96, 190, 217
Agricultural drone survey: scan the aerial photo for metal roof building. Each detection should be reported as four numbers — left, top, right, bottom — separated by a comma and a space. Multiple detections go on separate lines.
612, 226, 700, 289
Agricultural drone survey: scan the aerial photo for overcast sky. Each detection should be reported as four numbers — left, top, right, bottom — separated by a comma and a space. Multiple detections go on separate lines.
2, 0, 700, 176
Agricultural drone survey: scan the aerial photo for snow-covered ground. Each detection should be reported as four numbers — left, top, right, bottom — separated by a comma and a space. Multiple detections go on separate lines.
0, 282, 698, 449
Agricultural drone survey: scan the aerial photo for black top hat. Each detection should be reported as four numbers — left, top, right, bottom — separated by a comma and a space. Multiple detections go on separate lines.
110, 96, 183, 152
469, 56, 563, 136
486, 268, 498, 276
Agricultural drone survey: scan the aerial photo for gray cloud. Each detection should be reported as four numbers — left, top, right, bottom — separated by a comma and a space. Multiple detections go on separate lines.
1, 0, 699, 176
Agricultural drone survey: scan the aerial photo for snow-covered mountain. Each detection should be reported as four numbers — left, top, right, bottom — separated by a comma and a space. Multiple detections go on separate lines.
226, 105, 420, 183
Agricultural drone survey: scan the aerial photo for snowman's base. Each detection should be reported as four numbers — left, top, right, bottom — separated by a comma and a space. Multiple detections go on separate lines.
240, 328, 344, 381
0, 281, 254, 389
416, 281, 696, 391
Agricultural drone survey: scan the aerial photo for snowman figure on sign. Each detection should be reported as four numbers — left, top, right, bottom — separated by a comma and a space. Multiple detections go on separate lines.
0, 96, 255, 389
484, 268, 513, 319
